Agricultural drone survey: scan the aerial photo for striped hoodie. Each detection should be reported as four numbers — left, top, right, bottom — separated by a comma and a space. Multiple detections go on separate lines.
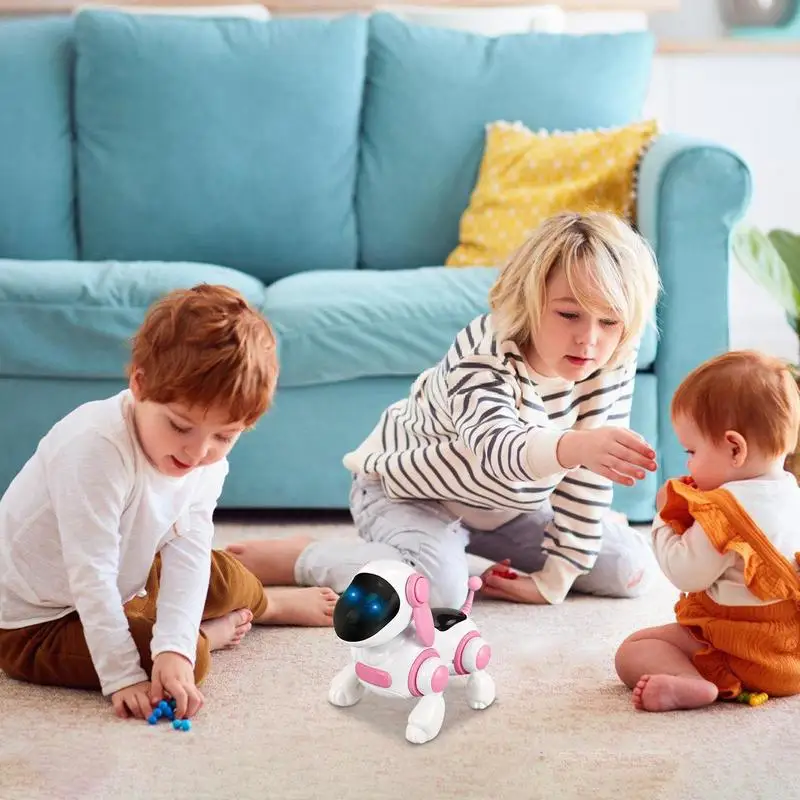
343, 313, 638, 603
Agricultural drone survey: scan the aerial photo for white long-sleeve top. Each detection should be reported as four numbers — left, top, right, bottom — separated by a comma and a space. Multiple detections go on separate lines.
343, 312, 638, 604
0, 390, 227, 696
651, 468, 800, 606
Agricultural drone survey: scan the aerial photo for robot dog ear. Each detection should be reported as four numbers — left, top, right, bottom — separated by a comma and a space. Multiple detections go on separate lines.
405, 574, 435, 647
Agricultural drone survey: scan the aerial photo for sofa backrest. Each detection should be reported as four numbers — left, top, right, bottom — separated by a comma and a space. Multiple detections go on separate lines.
73, 10, 367, 285
356, 12, 656, 271
0, 11, 655, 280
0, 17, 77, 260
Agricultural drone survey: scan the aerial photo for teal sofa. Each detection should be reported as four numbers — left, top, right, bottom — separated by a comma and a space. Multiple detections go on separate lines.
0, 10, 751, 522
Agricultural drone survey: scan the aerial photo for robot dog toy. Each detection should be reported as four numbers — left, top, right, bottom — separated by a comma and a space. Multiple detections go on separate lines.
328, 560, 496, 744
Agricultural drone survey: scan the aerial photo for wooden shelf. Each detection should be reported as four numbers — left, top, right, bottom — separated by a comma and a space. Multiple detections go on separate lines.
261, 0, 680, 9
0, 0, 680, 15
658, 38, 800, 55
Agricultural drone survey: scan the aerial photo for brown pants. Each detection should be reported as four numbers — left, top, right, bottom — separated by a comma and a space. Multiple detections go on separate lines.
0, 549, 267, 692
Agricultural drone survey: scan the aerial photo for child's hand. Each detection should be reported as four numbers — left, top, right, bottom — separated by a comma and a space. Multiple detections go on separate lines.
481, 566, 548, 604
481, 558, 519, 582
150, 652, 204, 719
559, 427, 656, 486
111, 680, 155, 720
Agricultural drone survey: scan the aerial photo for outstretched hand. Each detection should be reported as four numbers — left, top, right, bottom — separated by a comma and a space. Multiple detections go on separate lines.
558, 427, 657, 486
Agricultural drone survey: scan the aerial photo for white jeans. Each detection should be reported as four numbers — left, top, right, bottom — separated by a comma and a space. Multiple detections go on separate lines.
294, 473, 659, 608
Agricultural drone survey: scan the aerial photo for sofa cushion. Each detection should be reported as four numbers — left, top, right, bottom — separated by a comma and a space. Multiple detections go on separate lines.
0, 260, 265, 380
0, 17, 77, 260
262, 266, 657, 388
0, 261, 656, 384
446, 119, 660, 268
74, 10, 367, 284
358, 12, 655, 271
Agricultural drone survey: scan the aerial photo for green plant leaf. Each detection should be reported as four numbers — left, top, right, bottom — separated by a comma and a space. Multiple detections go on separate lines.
731, 224, 800, 324
768, 229, 800, 295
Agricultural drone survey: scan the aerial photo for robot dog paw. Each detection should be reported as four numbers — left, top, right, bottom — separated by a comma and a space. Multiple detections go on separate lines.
405, 723, 438, 745
328, 682, 365, 708
405, 694, 446, 745
466, 671, 496, 710
328, 666, 366, 707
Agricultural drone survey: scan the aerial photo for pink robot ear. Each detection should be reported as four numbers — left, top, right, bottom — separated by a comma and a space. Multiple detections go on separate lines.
405, 574, 435, 647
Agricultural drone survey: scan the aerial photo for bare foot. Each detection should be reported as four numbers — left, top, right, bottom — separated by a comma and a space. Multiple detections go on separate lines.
256, 586, 338, 627
225, 536, 312, 585
632, 674, 718, 712
200, 609, 253, 651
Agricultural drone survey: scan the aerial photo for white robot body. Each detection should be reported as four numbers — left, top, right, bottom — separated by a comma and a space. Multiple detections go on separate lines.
328, 560, 496, 744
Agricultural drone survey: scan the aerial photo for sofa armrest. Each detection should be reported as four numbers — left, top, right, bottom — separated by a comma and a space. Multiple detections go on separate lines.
637, 132, 752, 487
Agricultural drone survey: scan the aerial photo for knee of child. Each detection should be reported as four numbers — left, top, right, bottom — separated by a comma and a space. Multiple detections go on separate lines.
425, 566, 470, 610
616, 549, 659, 598
404, 524, 470, 609
584, 546, 657, 599
613, 639, 638, 685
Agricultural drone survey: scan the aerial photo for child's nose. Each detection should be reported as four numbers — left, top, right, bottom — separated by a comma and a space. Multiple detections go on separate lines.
184, 440, 210, 462
577, 322, 599, 346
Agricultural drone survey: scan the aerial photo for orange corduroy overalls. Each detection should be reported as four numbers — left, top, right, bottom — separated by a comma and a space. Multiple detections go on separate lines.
660, 479, 800, 699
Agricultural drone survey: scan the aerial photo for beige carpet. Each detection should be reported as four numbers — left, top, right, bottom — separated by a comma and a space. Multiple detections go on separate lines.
1, 514, 798, 800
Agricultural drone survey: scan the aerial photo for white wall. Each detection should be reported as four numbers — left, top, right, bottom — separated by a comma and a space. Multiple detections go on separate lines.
649, 0, 727, 39
565, 0, 799, 360
644, 44, 800, 361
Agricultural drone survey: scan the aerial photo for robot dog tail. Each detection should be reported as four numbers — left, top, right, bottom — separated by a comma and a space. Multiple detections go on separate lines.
460, 576, 482, 615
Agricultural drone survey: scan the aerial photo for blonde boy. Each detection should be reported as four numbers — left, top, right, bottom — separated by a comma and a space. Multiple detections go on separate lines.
616, 350, 800, 712
0, 285, 336, 721
228, 212, 662, 608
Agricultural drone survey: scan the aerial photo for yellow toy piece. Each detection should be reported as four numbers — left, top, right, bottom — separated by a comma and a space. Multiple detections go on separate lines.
734, 690, 769, 706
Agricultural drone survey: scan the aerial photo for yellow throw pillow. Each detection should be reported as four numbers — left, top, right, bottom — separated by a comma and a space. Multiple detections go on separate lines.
446, 119, 659, 267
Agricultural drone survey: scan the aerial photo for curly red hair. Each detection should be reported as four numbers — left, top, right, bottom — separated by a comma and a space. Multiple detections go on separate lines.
127, 284, 278, 427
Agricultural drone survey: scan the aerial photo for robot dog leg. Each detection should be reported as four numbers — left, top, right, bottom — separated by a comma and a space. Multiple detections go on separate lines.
452, 577, 496, 711
328, 663, 366, 708
406, 691, 446, 745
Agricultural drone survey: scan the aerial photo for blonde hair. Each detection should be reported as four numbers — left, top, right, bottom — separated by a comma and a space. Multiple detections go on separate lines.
127, 284, 279, 427
671, 350, 800, 459
488, 211, 661, 367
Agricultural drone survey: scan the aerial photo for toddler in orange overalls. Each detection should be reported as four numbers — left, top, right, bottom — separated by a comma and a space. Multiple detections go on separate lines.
615, 350, 800, 712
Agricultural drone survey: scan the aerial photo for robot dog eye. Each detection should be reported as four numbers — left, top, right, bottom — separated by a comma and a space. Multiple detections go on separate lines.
333, 572, 400, 643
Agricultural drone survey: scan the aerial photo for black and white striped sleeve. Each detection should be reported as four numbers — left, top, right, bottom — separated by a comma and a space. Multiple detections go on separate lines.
446, 355, 564, 487
532, 357, 639, 603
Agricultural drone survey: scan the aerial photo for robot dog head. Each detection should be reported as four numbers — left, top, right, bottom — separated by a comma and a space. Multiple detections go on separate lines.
332, 560, 435, 649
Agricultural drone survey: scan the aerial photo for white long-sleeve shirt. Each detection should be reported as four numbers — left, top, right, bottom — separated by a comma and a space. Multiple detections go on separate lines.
343, 312, 638, 604
651, 468, 800, 605
0, 390, 227, 695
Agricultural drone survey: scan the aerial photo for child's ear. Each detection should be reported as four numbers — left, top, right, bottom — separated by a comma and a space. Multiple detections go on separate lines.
725, 430, 748, 468
129, 368, 144, 400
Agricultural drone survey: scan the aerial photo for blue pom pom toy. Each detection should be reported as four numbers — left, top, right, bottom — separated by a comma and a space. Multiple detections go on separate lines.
147, 698, 190, 730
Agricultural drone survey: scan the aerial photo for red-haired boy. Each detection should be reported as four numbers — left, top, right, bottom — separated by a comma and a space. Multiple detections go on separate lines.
0, 285, 336, 721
